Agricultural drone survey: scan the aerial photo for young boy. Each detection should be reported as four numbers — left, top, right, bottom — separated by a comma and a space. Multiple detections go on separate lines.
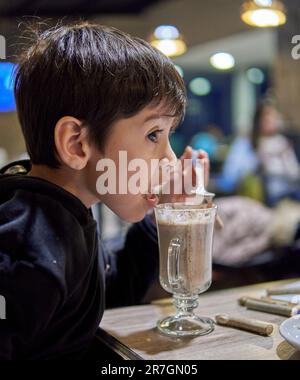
0, 22, 208, 359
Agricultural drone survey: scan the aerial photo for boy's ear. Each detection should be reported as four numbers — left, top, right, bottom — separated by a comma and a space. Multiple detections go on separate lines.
54, 116, 91, 170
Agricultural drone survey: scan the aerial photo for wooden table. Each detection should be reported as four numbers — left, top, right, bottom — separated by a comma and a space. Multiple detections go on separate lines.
99, 279, 300, 360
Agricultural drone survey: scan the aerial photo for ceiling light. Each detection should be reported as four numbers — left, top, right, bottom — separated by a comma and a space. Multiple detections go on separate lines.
246, 68, 265, 84
150, 25, 187, 57
151, 39, 187, 57
154, 25, 179, 40
241, 0, 287, 27
210, 53, 235, 70
189, 77, 211, 96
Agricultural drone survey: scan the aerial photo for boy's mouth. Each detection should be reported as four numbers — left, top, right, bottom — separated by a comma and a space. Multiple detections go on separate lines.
144, 193, 159, 207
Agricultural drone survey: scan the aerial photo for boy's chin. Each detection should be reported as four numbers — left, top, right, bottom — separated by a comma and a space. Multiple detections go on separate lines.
108, 196, 154, 223
117, 205, 150, 223
121, 212, 147, 224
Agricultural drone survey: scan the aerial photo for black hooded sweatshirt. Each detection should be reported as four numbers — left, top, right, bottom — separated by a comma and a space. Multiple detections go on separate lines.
0, 160, 158, 360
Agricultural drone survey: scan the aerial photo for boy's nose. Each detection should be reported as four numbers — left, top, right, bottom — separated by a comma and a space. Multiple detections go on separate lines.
165, 143, 177, 165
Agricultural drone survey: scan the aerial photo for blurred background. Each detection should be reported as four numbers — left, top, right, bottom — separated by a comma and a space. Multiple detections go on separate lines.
1, 0, 300, 293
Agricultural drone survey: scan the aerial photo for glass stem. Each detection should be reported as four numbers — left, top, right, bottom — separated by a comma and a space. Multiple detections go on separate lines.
173, 295, 199, 317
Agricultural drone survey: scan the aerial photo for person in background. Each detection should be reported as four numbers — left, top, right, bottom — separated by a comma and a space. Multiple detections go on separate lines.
214, 99, 300, 205
252, 100, 300, 205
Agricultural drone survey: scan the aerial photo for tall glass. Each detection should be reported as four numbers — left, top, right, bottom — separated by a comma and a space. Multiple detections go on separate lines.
154, 202, 217, 337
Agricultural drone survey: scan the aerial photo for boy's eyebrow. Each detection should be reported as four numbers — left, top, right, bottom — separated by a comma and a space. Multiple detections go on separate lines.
143, 113, 176, 124
143, 113, 181, 132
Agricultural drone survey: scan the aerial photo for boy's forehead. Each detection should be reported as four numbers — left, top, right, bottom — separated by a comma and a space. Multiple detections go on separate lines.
140, 104, 177, 124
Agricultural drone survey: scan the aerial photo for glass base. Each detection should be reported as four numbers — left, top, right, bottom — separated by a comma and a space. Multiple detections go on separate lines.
157, 314, 215, 337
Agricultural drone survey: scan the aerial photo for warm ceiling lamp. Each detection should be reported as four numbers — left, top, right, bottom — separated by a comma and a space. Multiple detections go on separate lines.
150, 25, 187, 57
210, 53, 235, 70
241, 0, 287, 27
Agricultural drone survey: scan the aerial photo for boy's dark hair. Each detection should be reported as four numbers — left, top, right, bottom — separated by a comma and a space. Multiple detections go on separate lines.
14, 22, 186, 168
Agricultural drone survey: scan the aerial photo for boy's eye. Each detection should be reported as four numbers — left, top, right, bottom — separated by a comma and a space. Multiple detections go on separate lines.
147, 129, 163, 143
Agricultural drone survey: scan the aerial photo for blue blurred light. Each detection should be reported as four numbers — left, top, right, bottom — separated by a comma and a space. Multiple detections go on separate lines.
0, 62, 16, 112
154, 25, 179, 40
189, 77, 211, 96
246, 67, 265, 85
190, 132, 218, 158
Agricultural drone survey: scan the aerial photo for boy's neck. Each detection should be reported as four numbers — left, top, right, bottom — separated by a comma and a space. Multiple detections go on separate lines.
28, 164, 96, 209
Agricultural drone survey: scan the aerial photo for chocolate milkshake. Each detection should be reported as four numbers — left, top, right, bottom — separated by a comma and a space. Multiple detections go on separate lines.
156, 204, 216, 296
